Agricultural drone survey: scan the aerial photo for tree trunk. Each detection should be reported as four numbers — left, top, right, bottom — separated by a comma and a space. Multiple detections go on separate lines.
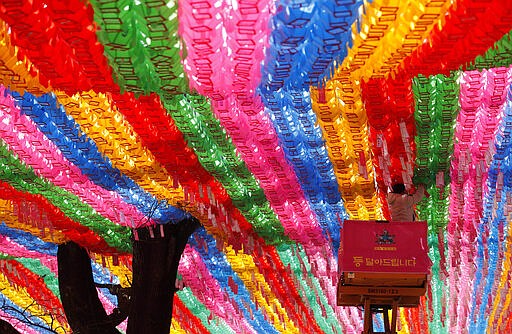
127, 218, 200, 334
57, 242, 120, 334
57, 217, 199, 334
0, 319, 20, 334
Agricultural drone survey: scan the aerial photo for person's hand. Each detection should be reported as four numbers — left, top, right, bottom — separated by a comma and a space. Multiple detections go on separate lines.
417, 183, 430, 198
418, 184, 430, 198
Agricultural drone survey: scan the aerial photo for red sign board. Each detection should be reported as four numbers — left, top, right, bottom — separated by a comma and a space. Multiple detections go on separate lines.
339, 220, 431, 274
